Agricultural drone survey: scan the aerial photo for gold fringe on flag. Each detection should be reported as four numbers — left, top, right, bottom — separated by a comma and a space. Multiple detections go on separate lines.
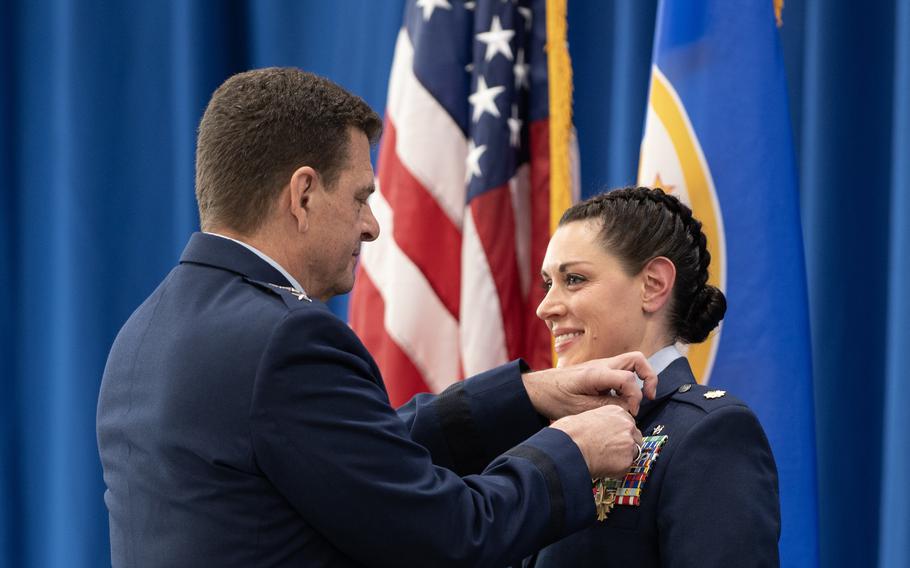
546, 0, 574, 366
546, 0, 574, 235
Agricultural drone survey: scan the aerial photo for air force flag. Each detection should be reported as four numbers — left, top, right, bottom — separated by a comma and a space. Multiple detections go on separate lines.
638, 1, 818, 565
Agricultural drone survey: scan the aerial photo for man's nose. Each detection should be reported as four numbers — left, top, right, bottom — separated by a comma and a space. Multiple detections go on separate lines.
362, 203, 380, 242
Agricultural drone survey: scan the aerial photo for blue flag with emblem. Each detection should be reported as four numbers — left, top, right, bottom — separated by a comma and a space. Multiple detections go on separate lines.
637, 1, 818, 565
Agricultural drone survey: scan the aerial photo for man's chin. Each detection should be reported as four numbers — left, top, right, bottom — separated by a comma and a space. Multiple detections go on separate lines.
331, 275, 356, 299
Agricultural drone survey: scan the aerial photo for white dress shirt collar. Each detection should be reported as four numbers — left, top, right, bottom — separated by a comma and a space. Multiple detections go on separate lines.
648, 344, 684, 375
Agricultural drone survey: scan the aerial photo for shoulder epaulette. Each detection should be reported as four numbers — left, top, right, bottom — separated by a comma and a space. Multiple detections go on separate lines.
669, 382, 747, 413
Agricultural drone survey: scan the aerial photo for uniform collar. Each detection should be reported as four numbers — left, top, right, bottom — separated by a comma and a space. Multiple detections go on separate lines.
648, 344, 683, 375
204, 232, 306, 293
637, 356, 697, 424
179, 232, 293, 288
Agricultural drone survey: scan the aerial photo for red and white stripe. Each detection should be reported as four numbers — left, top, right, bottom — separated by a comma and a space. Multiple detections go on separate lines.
350, 28, 555, 406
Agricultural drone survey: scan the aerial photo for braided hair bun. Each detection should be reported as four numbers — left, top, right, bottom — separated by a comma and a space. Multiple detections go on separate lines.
559, 186, 726, 344
680, 284, 726, 343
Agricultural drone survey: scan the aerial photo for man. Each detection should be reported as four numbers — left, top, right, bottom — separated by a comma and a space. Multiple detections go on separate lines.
97, 68, 656, 567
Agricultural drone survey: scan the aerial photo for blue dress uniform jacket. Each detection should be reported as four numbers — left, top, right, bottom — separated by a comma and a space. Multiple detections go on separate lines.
531, 357, 781, 568
97, 233, 597, 568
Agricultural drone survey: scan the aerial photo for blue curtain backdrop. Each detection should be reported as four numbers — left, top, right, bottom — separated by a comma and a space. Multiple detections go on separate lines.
1, 1, 907, 567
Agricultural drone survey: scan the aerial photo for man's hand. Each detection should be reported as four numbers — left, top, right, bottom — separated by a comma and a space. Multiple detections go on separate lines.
521, 351, 658, 420
550, 405, 643, 479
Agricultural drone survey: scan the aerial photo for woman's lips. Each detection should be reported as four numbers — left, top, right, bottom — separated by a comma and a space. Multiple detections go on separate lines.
553, 331, 583, 353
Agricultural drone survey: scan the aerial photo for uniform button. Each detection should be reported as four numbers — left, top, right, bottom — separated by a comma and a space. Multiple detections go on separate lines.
677, 384, 692, 393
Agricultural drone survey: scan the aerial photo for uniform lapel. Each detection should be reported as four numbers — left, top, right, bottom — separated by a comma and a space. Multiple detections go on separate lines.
636, 357, 696, 426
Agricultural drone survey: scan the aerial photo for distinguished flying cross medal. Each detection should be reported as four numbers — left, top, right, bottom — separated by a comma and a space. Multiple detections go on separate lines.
593, 434, 669, 520
593, 477, 619, 521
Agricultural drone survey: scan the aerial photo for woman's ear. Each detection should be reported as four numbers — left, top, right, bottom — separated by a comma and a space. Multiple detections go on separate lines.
641, 256, 676, 313
288, 166, 318, 233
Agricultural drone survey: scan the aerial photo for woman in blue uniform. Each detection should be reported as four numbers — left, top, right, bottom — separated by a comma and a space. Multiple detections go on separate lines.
531, 187, 780, 567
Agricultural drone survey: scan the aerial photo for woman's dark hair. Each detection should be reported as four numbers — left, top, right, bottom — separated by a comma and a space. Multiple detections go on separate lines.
560, 186, 726, 343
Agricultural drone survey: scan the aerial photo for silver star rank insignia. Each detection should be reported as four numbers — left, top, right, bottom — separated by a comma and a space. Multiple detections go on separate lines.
267, 283, 312, 302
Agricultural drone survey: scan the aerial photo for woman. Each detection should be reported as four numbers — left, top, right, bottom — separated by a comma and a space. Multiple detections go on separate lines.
531, 187, 780, 567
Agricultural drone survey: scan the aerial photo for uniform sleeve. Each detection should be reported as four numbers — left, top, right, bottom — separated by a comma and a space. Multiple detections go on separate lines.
397, 360, 549, 475
658, 405, 781, 568
249, 309, 595, 568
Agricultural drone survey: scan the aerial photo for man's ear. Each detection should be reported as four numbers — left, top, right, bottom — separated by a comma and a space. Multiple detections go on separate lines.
288, 166, 318, 233
641, 256, 676, 313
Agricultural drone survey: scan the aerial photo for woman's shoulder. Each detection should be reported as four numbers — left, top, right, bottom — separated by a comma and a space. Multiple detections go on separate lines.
651, 357, 757, 423
640, 379, 766, 446
666, 381, 752, 415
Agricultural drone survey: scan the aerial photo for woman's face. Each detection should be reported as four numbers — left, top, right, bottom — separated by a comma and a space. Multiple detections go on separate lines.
537, 220, 646, 367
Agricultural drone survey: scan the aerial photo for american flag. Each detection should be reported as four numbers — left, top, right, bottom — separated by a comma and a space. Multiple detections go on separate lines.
350, 0, 569, 406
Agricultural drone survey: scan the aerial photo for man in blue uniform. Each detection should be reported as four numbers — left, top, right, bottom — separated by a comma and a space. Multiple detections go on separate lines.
97, 68, 658, 567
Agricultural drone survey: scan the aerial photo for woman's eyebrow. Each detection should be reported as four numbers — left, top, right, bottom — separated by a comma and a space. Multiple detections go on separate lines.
557, 261, 593, 272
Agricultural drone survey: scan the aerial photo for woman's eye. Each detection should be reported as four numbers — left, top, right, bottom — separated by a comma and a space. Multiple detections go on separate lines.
541, 279, 552, 291
565, 274, 584, 286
